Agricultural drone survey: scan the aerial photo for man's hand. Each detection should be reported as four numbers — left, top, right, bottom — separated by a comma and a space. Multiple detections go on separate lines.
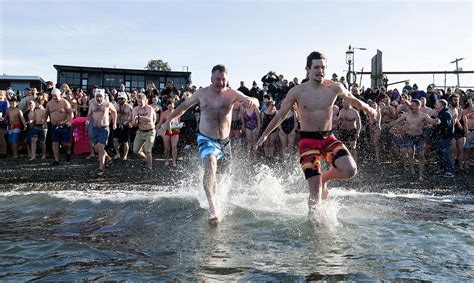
254, 135, 267, 150
112, 124, 117, 130
66, 121, 72, 127
367, 107, 378, 120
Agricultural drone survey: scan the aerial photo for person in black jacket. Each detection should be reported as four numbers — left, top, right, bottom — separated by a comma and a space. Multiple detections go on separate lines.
425, 85, 438, 109
431, 99, 455, 177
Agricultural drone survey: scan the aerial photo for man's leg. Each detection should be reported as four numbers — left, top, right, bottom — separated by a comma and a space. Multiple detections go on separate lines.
307, 175, 323, 211
203, 155, 218, 221
321, 155, 357, 197
113, 138, 121, 159
52, 142, 60, 162
30, 137, 38, 160
0, 129, 6, 155
96, 143, 105, 171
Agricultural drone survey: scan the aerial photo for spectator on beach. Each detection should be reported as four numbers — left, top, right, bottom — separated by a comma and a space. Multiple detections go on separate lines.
449, 94, 468, 169
0, 91, 10, 157
278, 96, 298, 155
238, 81, 250, 96
30, 97, 48, 160
44, 88, 74, 165
425, 85, 438, 108
431, 99, 455, 177
6, 98, 27, 158
132, 93, 157, 170
23, 100, 35, 159
338, 100, 361, 157
145, 82, 160, 103
248, 81, 260, 99
260, 100, 278, 158
76, 90, 89, 118
367, 100, 381, 162
157, 100, 180, 167
19, 87, 35, 113
242, 103, 261, 156
113, 92, 133, 161
230, 101, 243, 145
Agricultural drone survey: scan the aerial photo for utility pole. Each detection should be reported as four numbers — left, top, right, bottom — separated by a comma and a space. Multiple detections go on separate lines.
450, 58, 464, 87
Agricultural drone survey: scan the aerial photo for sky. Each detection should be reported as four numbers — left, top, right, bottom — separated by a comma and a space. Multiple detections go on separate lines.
0, 0, 473, 91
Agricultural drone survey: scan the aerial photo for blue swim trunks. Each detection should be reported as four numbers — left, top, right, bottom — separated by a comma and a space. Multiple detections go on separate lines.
197, 132, 231, 173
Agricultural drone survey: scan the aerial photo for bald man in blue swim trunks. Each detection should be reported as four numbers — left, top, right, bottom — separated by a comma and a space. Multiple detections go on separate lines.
161, 65, 259, 223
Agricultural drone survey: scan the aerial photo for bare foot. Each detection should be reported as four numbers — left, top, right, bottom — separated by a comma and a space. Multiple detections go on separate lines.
171, 161, 177, 167
113, 154, 121, 160
29, 157, 36, 161
122, 155, 128, 161
41, 155, 46, 160
208, 216, 219, 225
165, 160, 169, 166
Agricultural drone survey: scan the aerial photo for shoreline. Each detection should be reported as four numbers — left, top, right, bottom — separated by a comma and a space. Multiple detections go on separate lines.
0, 151, 472, 196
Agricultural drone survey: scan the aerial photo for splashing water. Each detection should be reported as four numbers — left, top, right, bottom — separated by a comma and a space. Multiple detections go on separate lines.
0, 158, 472, 281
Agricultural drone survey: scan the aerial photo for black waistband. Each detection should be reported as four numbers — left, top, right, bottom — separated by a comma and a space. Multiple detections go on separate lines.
300, 130, 333, 140
139, 128, 154, 132
35, 124, 46, 128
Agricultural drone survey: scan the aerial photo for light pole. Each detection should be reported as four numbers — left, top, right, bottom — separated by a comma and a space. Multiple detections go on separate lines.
346, 45, 354, 89
450, 58, 464, 87
352, 46, 367, 75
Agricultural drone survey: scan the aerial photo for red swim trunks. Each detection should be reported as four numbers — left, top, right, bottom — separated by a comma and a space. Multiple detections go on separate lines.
298, 131, 350, 179
165, 130, 180, 136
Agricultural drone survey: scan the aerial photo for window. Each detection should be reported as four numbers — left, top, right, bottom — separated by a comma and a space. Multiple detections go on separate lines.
103, 74, 124, 89
82, 79, 88, 90
10, 82, 30, 94
59, 72, 81, 88
130, 75, 145, 90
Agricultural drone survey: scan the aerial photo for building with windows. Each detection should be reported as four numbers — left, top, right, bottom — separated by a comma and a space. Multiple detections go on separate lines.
0, 75, 47, 93
53, 65, 191, 92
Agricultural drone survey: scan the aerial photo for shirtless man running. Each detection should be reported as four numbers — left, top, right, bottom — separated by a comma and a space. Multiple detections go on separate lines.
385, 99, 439, 180
88, 89, 117, 176
44, 88, 74, 165
255, 51, 377, 211
113, 92, 132, 161
161, 65, 259, 223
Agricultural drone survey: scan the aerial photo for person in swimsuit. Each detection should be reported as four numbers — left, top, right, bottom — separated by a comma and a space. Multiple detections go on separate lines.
256, 51, 377, 211
278, 96, 298, 155
30, 97, 48, 160
113, 92, 133, 161
44, 88, 74, 165
0, 91, 10, 158
6, 98, 27, 158
448, 94, 468, 169
157, 100, 180, 166
230, 101, 243, 144
385, 99, 440, 180
161, 65, 259, 223
367, 100, 382, 162
242, 103, 261, 155
260, 100, 278, 158
337, 100, 361, 157
88, 89, 117, 176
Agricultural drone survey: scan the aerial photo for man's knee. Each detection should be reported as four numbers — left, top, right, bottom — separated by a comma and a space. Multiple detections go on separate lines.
345, 165, 357, 178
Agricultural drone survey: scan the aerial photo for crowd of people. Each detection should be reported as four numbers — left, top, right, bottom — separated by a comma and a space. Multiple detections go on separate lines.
0, 72, 473, 180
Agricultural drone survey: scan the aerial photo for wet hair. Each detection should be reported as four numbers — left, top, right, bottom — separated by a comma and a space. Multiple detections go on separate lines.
211, 64, 227, 74
306, 51, 327, 69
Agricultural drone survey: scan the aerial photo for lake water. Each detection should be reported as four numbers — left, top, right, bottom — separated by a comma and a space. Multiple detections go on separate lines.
0, 163, 472, 281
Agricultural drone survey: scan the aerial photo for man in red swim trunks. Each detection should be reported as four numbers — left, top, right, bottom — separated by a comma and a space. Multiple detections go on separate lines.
256, 51, 377, 211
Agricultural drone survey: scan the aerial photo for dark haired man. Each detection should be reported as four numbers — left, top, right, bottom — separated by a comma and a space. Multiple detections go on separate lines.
161, 64, 259, 223
432, 99, 455, 177
256, 51, 377, 212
